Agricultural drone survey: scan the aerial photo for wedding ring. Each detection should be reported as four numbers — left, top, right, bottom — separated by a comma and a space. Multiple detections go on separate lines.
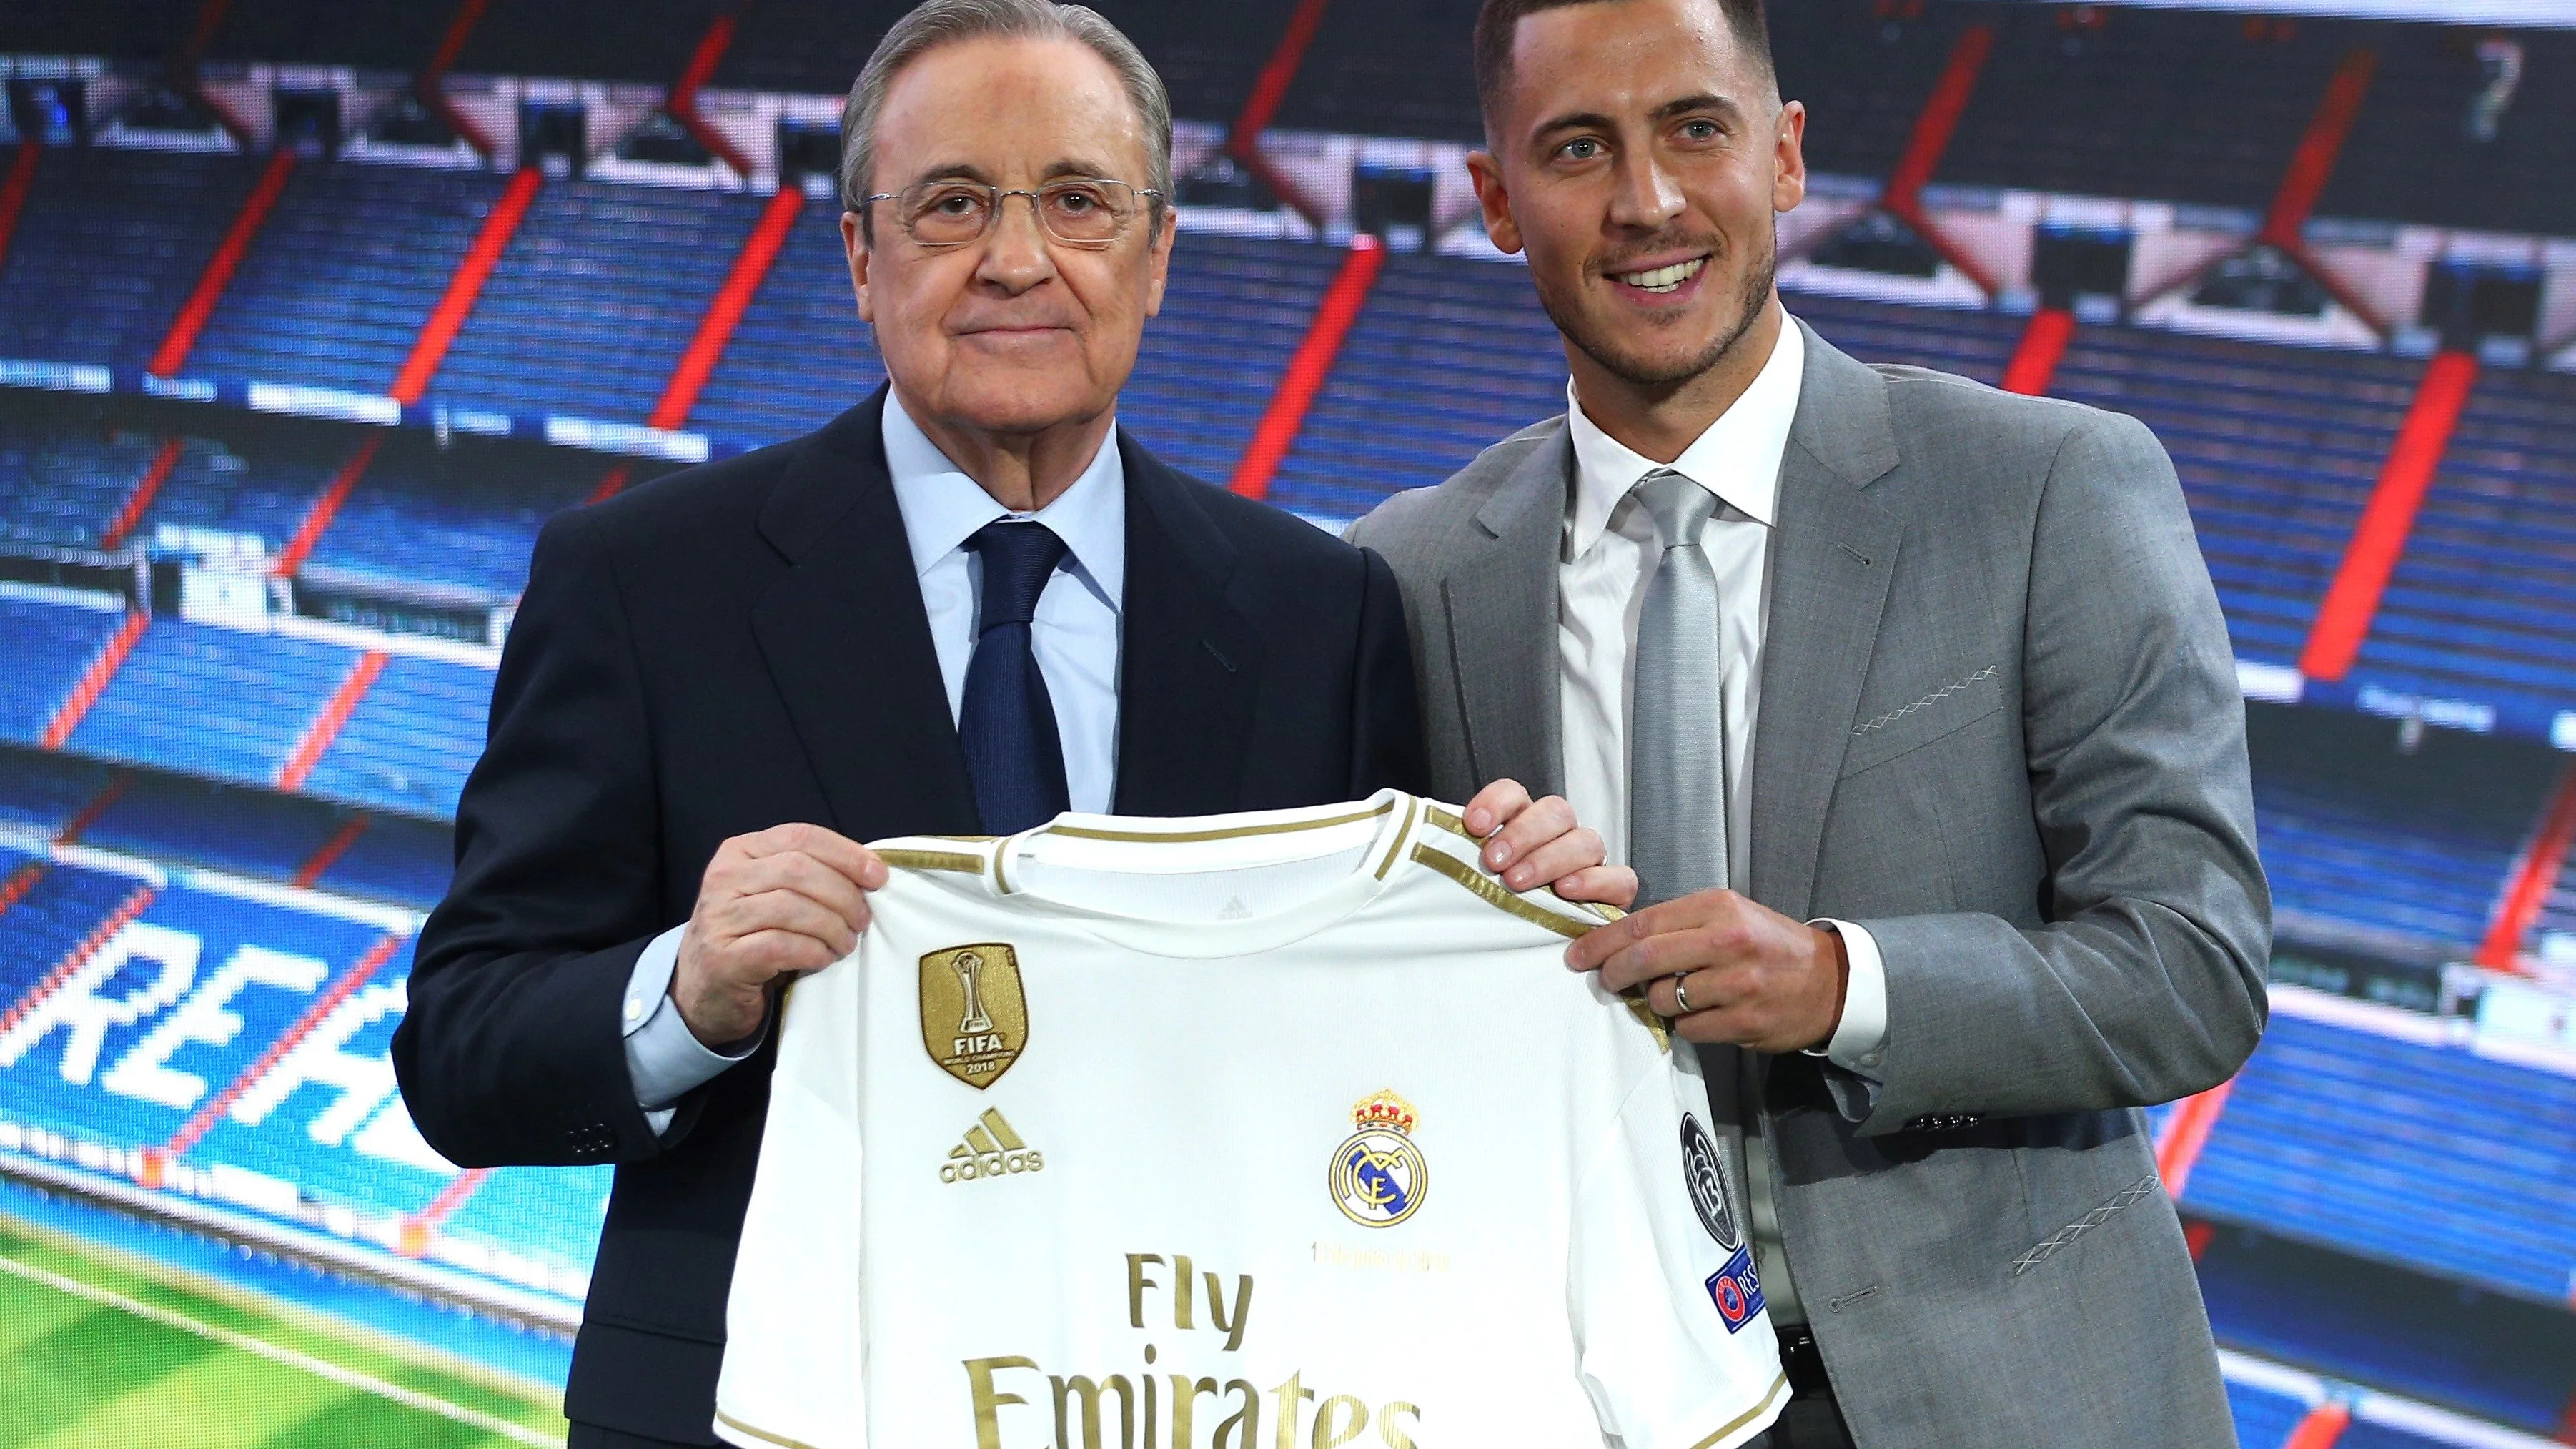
1672, 973, 1696, 1015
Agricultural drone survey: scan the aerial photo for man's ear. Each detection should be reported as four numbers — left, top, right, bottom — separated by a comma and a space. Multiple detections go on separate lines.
1771, 100, 1808, 215
842, 211, 875, 324
1465, 149, 1523, 257
1141, 201, 1177, 320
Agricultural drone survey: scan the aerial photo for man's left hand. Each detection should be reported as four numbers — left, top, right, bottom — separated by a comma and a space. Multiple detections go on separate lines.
1566, 889, 1848, 1053
1462, 779, 1636, 911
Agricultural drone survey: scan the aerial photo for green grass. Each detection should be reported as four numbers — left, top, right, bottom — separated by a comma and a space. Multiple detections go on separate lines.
0, 1211, 566, 1448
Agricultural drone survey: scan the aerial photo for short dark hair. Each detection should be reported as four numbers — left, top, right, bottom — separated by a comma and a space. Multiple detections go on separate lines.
1472, 0, 1773, 142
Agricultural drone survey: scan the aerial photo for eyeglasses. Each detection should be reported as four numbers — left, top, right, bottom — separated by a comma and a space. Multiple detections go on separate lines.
863, 178, 1164, 249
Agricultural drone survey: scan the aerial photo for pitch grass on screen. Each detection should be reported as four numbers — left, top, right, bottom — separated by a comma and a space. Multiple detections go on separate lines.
0, 1212, 564, 1449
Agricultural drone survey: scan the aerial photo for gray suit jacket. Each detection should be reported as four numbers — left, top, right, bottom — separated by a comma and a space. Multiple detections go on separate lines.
1349, 323, 2270, 1449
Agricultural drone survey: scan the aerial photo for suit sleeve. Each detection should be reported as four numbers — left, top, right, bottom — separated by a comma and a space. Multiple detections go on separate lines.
1349, 545, 1432, 798
391, 506, 687, 1167
1845, 411, 2272, 1133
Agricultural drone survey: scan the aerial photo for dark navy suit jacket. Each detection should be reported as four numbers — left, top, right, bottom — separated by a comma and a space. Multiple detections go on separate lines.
392, 387, 1427, 1443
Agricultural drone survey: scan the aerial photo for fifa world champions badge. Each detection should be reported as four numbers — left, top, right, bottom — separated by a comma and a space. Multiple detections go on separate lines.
1329, 1090, 1429, 1228
919, 943, 1029, 1089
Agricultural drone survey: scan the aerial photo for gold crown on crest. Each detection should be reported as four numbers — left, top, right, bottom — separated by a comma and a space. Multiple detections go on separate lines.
1349, 1090, 1418, 1135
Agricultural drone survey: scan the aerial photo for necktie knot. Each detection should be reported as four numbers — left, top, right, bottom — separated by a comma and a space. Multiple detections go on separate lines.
969, 520, 1068, 632
1632, 470, 1720, 552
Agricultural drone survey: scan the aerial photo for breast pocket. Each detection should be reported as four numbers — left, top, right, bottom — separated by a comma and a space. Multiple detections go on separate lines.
1838, 663, 2006, 780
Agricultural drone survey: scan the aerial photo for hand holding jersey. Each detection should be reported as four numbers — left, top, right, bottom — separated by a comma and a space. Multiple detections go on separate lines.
665, 781, 1629, 1051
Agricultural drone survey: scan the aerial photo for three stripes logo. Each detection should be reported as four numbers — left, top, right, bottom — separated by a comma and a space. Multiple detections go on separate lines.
940, 1107, 1045, 1184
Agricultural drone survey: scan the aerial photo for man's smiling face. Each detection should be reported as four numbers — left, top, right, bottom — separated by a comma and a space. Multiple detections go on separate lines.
1469, 0, 1804, 390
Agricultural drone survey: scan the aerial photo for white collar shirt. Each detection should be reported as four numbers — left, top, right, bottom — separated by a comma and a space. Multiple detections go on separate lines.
884, 387, 1126, 817
1555, 318, 1888, 1325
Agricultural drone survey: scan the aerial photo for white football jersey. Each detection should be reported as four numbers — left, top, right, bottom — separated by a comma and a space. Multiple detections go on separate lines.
716, 790, 1785, 1449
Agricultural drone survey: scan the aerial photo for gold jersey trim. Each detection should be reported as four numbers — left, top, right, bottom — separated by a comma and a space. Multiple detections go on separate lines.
714, 1408, 820, 1449
1685, 1370, 1793, 1449
1409, 843, 1592, 940
1044, 798, 1395, 845
1374, 794, 1420, 880
1411, 844, 1668, 1050
878, 847, 989, 876
1417, 803, 1626, 923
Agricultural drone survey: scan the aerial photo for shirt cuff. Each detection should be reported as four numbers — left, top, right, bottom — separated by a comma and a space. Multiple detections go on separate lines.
1803, 919, 1888, 1077
623, 924, 763, 1132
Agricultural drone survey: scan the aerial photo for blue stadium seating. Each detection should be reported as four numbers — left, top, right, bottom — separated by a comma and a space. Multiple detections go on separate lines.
2183, 1009, 2576, 1307
677, 204, 886, 446
2351, 367, 2576, 732
0, 596, 122, 747
0, 846, 147, 1004
303, 656, 492, 821
2046, 326, 2423, 668
0, 420, 157, 550
185, 162, 508, 398
67, 620, 355, 790
1124, 232, 1345, 485
132, 431, 336, 559
431, 179, 762, 424
304, 435, 602, 599
1272, 255, 2024, 522
2199, 1225, 2576, 1436
2245, 704, 2559, 956
0, 146, 246, 374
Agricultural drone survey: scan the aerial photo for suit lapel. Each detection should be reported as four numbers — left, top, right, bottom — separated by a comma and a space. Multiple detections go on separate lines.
751, 387, 981, 838
1442, 427, 1570, 798
1748, 327, 1906, 921
1110, 435, 1262, 816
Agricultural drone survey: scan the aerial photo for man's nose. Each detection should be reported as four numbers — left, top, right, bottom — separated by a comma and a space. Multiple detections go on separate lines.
1607, 152, 1685, 231
976, 192, 1059, 292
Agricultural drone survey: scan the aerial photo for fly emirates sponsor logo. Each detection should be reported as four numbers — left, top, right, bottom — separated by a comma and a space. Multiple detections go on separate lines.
960, 1251, 1423, 1449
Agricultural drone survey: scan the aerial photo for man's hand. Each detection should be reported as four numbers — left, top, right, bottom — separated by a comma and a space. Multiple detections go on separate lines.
1462, 779, 1638, 911
1565, 889, 1848, 1053
674, 824, 888, 1047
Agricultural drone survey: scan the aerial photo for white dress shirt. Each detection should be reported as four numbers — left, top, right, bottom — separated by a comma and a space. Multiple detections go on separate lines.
622, 392, 1128, 1129
1556, 317, 1888, 1321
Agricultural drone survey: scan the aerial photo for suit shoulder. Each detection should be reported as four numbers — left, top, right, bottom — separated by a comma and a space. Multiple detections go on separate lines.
555, 435, 803, 554
1352, 415, 1565, 547
1178, 468, 1369, 573
1876, 363, 2148, 445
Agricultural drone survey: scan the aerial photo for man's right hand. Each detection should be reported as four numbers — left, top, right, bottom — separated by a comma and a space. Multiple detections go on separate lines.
673, 823, 888, 1047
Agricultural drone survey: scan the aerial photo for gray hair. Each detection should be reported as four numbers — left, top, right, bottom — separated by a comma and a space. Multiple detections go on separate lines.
839, 0, 1173, 232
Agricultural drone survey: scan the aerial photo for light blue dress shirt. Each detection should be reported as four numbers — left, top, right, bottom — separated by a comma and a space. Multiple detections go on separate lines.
622, 392, 1127, 1130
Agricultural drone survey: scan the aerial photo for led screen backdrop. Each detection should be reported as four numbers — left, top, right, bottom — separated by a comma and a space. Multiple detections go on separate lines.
2, 1, 2575, 1445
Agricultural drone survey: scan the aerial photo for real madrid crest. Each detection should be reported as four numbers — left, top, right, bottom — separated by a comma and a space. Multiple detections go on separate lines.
918, 943, 1028, 1089
1329, 1090, 1429, 1228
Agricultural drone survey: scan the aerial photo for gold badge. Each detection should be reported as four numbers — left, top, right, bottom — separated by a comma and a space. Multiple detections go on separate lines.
919, 943, 1029, 1089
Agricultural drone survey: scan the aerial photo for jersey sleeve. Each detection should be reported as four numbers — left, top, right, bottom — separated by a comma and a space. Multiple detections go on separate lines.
715, 946, 868, 1449
1568, 1054, 1789, 1449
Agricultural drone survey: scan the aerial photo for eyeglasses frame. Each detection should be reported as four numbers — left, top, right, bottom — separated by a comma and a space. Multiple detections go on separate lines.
859, 177, 1169, 250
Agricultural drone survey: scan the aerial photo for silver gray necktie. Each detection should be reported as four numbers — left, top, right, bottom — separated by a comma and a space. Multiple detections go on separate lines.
1627, 470, 1728, 908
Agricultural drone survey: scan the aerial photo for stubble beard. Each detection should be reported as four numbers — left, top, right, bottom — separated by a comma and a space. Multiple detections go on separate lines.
1542, 221, 1778, 392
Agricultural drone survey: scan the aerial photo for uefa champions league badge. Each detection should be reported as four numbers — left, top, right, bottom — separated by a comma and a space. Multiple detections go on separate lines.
1329, 1090, 1429, 1228
1705, 1246, 1766, 1333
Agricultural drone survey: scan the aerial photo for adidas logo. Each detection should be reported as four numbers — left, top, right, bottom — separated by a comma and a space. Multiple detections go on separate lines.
939, 1107, 1045, 1184
1217, 896, 1252, 921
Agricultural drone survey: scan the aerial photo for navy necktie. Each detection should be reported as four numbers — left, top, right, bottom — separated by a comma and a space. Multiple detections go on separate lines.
961, 520, 1071, 834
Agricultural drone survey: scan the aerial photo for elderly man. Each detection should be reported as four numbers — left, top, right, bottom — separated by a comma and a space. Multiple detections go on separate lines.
1350, 0, 2271, 1445
391, 4, 1625, 1445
